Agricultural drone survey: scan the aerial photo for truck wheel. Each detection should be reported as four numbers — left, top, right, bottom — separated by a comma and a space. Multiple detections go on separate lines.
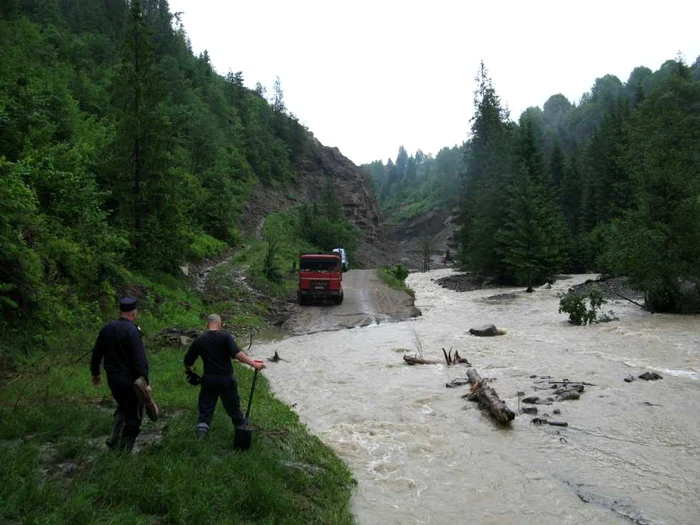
334, 292, 344, 305
297, 293, 306, 306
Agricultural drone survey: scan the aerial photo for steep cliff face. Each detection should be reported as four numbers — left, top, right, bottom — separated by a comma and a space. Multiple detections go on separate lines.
242, 135, 380, 242
296, 137, 380, 239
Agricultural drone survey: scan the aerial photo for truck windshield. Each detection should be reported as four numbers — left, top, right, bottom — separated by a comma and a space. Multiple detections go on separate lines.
300, 259, 339, 272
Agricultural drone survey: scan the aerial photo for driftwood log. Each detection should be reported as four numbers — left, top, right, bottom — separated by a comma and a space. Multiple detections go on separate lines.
442, 347, 470, 366
403, 355, 441, 365
404, 348, 470, 366
463, 368, 515, 424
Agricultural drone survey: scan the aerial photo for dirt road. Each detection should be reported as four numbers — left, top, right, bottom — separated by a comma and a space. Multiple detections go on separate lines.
282, 270, 420, 335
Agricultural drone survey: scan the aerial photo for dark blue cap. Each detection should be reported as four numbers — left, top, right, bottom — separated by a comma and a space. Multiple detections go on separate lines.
119, 297, 138, 312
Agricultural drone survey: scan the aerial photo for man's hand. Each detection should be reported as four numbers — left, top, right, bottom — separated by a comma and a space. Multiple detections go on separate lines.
253, 360, 266, 372
92, 375, 101, 386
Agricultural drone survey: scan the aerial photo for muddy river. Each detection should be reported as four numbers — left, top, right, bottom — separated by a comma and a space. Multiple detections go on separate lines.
255, 269, 700, 525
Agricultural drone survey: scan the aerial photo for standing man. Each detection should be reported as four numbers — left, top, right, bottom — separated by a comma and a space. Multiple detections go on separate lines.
91, 297, 150, 452
184, 314, 265, 440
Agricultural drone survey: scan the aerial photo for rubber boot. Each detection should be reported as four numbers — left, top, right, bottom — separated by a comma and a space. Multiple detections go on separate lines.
196, 422, 209, 441
117, 436, 136, 453
106, 411, 125, 449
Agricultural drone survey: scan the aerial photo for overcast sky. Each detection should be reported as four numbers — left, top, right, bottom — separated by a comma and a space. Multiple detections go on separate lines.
168, 0, 700, 166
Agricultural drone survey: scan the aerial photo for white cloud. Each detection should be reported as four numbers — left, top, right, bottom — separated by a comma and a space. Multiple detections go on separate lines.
169, 0, 700, 165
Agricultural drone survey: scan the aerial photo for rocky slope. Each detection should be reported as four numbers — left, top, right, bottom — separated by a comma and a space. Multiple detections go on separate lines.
382, 208, 458, 270
241, 134, 460, 270
242, 135, 388, 266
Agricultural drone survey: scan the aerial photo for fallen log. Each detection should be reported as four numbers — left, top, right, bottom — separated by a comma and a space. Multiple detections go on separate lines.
403, 355, 441, 365
463, 368, 515, 424
268, 351, 288, 363
441, 347, 471, 366
535, 380, 596, 386
445, 377, 471, 388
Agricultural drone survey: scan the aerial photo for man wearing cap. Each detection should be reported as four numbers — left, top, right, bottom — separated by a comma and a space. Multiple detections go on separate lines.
91, 297, 150, 452
184, 314, 265, 440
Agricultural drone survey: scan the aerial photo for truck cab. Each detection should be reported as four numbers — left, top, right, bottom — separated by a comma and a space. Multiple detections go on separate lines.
297, 252, 344, 305
332, 247, 349, 272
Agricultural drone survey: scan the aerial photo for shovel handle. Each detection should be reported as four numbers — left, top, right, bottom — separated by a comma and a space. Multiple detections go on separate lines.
244, 361, 263, 419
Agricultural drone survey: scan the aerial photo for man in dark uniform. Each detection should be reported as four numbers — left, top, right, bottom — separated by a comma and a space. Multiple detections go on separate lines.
91, 297, 150, 452
184, 314, 265, 440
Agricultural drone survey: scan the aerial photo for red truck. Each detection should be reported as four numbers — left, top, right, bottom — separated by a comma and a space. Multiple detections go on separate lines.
297, 252, 344, 305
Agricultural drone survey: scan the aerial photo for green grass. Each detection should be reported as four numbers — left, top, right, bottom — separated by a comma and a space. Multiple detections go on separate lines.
0, 347, 355, 524
377, 267, 415, 298
382, 196, 438, 224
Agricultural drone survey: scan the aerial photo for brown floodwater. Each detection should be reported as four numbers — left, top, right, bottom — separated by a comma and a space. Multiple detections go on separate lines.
255, 270, 700, 525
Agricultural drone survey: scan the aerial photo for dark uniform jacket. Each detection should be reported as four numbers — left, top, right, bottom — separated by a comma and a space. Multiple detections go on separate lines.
184, 330, 241, 376
91, 317, 149, 383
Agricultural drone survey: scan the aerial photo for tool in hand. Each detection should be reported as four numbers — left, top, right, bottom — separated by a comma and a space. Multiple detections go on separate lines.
234, 360, 263, 451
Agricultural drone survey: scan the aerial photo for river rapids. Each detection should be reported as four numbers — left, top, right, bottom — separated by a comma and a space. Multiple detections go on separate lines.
257, 270, 700, 525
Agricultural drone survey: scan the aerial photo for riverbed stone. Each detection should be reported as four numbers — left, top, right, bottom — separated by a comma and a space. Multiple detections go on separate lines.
469, 324, 505, 337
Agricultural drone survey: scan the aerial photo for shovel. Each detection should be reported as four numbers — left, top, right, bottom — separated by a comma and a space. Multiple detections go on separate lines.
234, 361, 263, 451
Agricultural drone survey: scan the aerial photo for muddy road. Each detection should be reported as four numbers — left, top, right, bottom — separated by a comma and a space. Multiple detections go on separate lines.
282, 270, 420, 336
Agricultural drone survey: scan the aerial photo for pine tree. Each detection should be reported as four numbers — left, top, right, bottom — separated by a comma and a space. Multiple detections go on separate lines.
497, 115, 569, 287
457, 61, 513, 276
108, 0, 189, 270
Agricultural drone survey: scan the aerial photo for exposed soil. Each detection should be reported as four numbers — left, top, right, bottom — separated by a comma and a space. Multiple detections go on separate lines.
382, 208, 458, 271
434, 272, 501, 292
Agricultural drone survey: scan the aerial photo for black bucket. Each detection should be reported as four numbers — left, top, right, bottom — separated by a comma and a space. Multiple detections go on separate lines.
234, 363, 262, 451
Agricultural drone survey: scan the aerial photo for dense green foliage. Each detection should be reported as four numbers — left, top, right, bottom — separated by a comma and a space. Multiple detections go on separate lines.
0, 0, 308, 334
369, 58, 700, 312
298, 176, 360, 254
558, 286, 610, 325
462, 57, 700, 312
364, 145, 464, 222
377, 264, 414, 298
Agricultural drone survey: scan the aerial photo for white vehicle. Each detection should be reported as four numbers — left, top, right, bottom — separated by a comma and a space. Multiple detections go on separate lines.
332, 248, 349, 272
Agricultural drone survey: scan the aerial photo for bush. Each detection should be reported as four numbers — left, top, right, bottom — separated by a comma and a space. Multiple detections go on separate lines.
387, 264, 409, 282
558, 286, 609, 325
262, 239, 283, 284
378, 265, 414, 298
186, 232, 228, 261
298, 205, 358, 254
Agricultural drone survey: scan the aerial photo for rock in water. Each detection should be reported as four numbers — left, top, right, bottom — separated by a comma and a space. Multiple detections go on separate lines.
469, 324, 506, 337
638, 371, 663, 381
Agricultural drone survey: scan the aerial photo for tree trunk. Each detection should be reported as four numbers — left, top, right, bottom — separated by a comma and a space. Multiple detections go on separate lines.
403, 355, 441, 365
464, 368, 515, 424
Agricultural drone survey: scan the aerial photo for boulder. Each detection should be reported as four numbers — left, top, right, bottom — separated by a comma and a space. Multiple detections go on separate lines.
469, 324, 506, 337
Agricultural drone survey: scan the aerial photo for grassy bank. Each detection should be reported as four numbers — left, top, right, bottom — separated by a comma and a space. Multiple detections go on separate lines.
0, 240, 356, 524
0, 354, 354, 523
377, 265, 415, 298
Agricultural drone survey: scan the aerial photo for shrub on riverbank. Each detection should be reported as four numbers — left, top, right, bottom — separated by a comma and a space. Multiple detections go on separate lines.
558, 286, 616, 325
378, 264, 415, 298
